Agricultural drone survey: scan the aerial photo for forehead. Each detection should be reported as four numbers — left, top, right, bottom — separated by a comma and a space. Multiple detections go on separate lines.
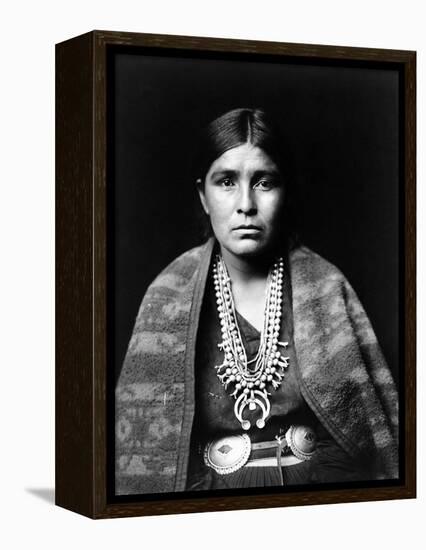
207, 144, 279, 176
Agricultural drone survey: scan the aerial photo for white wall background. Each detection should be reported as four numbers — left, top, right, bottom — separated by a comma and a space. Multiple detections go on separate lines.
1, 0, 423, 547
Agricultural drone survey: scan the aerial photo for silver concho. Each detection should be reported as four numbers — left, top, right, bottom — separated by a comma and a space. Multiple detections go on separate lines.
204, 434, 251, 474
285, 425, 317, 460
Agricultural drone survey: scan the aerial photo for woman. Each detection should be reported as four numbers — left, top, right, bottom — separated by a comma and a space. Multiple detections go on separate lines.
115, 108, 399, 496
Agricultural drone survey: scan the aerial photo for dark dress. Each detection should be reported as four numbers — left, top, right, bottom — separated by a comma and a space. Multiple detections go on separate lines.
185, 265, 370, 491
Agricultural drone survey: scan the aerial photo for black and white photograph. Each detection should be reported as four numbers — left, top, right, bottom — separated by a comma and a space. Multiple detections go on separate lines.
112, 44, 403, 499
3, 0, 425, 544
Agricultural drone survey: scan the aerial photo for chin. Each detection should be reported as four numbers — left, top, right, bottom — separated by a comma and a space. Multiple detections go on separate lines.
229, 239, 269, 258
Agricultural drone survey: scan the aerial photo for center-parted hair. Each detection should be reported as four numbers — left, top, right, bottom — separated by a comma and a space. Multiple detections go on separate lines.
195, 108, 288, 185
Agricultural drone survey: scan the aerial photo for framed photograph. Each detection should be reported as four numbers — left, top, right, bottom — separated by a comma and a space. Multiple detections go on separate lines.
55, 30, 416, 519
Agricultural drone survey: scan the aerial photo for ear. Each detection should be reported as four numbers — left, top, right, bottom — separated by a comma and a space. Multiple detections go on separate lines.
196, 178, 209, 215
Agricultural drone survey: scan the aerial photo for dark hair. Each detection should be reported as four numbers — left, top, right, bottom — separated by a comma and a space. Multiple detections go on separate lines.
193, 107, 298, 247
195, 108, 288, 185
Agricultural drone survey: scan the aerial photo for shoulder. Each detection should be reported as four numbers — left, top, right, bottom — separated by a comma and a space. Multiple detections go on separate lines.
129, 240, 212, 336
146, 239, 212, 296
290, 245, 346, 282
288, 245, 354, 306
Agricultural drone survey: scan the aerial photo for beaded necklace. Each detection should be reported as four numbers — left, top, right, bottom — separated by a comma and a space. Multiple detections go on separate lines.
213, 255, 289, 430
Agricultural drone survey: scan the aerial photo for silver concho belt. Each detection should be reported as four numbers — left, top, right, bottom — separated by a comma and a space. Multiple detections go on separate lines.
204, 425, 317, 475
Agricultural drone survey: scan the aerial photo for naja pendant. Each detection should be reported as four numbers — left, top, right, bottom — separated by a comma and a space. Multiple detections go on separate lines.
234, 389, 272, 430
215, 351, 290, 430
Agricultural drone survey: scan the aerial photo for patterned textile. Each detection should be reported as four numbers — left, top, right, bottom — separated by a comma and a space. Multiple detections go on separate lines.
115, 238, 398, 495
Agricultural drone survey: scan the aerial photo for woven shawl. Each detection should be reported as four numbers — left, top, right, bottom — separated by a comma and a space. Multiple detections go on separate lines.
115, 238, 399, 495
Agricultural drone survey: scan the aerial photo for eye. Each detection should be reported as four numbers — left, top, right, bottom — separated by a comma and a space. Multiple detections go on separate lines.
254, 178, 275, 190
220, 177, 235, 188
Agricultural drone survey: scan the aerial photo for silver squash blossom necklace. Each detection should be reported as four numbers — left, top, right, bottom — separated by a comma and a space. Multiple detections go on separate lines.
212, 255, 290, 430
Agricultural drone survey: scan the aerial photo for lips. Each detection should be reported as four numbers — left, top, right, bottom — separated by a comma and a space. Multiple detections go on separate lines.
233, 224, 262, 231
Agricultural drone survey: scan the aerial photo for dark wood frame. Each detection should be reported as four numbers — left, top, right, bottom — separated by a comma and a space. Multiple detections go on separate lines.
56, 30, 416, 519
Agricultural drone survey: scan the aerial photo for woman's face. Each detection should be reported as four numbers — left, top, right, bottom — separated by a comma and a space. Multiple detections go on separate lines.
198, 143, 285, 259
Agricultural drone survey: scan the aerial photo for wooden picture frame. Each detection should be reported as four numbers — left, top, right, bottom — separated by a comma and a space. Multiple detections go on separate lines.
55, 30, 416, 519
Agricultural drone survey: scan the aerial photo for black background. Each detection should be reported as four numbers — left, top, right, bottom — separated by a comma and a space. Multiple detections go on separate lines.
110, 49, 401, 385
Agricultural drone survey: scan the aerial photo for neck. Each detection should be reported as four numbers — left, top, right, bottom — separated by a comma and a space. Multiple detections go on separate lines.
220, 247, 275, 284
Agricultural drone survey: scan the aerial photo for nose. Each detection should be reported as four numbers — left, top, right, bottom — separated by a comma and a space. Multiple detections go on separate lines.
236, 185, 257, 215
